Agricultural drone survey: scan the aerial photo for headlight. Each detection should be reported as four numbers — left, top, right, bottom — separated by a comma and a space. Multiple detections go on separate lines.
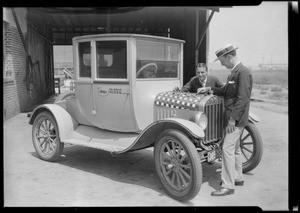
195, 112, 208, 130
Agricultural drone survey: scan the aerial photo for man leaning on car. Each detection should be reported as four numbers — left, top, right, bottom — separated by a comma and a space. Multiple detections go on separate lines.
174, 63, 224, 93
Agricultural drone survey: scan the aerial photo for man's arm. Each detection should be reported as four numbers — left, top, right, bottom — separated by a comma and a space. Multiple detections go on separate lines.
210, 84, 226, 96
230, 69, 253, 121
215, 76, 225, 88
209, 75, 227, 96
198, 76, 225, 95
180, 77, 195, 92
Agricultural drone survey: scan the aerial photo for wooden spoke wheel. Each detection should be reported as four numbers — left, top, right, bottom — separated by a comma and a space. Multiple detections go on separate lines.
240, 122, 263, 173
154, 129, 202, 201
32, 112, 64, 161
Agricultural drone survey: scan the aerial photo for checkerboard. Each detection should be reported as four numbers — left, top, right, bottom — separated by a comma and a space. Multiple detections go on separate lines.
154, 91, 205, 111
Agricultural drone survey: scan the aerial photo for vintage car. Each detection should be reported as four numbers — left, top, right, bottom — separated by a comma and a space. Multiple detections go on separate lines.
29, 34, 263, 201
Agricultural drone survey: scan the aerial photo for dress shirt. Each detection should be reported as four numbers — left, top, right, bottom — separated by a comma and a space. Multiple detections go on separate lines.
199, 76, 207, 88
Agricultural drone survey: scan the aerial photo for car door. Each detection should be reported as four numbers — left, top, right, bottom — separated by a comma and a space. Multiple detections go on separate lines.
74, 40, 96, 126
92, 39, 137, 132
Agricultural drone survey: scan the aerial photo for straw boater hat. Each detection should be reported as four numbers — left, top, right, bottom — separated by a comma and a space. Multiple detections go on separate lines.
214, 44, 238, 62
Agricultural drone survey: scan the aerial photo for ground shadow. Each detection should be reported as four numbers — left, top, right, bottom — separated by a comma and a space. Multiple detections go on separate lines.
30, 145, 196, 205
201, 161, 222, 190
201, 160, 256, 192
30, 145, 255, 205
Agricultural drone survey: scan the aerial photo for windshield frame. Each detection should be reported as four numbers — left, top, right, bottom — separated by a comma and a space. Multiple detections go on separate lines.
135, 39, 181, 81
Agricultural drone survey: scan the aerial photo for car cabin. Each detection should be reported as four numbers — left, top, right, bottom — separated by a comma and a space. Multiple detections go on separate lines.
72, 34, 185, 132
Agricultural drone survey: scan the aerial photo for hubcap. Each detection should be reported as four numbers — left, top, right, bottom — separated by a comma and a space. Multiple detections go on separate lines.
35, 119, 57, 156
160, 139, 191, 191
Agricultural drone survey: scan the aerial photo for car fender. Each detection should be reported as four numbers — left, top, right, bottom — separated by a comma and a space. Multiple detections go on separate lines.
29, 104, 78, 140
114, 118, 204, 155
249, 111, 260, 123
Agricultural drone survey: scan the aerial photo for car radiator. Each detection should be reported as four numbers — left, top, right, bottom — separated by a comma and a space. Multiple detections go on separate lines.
203, 96, 224, 143
154, 92, 224, 144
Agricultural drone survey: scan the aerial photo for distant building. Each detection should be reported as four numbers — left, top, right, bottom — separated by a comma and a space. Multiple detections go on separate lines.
256, 63, 288, 71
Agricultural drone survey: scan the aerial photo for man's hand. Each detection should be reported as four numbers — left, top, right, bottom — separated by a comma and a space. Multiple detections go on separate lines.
226, 117, 236, 134
173, 87, 180, 92
197, 87, 211, 94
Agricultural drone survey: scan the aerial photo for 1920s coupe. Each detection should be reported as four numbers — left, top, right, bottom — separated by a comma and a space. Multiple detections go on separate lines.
29, 34, 263, 201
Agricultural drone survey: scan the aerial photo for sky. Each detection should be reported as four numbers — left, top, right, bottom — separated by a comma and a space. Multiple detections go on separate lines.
208, 1, 288, 68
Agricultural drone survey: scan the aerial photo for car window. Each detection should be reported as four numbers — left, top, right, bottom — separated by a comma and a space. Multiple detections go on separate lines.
136, 40, 180, 79
96, 41, 127, 79
78, 42, 91, 78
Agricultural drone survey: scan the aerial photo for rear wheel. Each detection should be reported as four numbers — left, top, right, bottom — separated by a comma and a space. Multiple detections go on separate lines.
240, 122, 263, 173
154, 129, 202, 201
32, 111, 64, 161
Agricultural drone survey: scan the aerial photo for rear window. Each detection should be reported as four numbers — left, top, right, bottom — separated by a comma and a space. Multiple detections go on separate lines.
96, 41, 127, 79
78, 42, 91, 78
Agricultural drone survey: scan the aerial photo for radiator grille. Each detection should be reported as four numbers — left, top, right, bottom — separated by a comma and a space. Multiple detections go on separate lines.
156, 108, 177, 120
204, 98, 224, 143
155, 95, 224, 143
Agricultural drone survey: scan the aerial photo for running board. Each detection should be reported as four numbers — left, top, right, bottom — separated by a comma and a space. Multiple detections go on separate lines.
62, 125, 139, 154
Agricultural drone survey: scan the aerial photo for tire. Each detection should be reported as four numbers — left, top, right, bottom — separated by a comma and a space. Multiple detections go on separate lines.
54, 91, 75, 103
240, 122, 263, 173
32, 111, 64, 161
154, 129, 202, 201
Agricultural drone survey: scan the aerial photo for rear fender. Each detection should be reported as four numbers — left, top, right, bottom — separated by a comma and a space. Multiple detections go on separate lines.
249, 111, 260, 123
114, 118, 204, 155
29, 104, 78, 140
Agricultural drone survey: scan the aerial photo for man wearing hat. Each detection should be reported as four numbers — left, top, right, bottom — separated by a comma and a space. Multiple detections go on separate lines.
174, 63, 224, 93
198, 44, 253, 196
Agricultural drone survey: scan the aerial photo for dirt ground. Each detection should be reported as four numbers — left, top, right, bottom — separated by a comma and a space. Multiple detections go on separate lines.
3, 93, 289, 209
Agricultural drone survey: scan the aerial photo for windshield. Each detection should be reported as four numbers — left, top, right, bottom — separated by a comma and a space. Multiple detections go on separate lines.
136, 40, 180, 79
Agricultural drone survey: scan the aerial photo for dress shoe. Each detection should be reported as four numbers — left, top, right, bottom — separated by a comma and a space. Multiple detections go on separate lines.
235, 180, 244, 186
211, 187, 234, 196
219, 180, 244, 186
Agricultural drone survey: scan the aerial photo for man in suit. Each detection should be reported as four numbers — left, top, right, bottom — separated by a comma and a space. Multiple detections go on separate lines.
198, 44, 253, 196
179, 63, 224, 93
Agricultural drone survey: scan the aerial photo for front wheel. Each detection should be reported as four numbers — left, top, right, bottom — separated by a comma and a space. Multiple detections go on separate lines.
240, 122, 263, 173
32, 111, 64, 161
154, 129, 202, 201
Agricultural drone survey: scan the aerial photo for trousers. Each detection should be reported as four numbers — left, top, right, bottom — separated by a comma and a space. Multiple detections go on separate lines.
221, 126, 244, 189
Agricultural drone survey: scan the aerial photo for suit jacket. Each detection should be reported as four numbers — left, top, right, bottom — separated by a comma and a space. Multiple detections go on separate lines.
181, 75, 224, 93
211, 63, 253, 128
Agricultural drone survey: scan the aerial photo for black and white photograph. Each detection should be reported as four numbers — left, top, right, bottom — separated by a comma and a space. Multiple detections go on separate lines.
3, 2, 297, 210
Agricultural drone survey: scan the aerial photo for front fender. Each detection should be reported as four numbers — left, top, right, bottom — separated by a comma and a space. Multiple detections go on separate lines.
114, 118, 204, 155
29, 104, 78, 140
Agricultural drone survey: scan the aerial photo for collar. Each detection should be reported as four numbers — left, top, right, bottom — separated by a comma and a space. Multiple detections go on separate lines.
199, 76, 207, 84
232, 61, 241, 71
228, 62, 242, 80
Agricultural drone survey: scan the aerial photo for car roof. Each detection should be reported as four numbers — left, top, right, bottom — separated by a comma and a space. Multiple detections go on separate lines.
72, 33, 185, 44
